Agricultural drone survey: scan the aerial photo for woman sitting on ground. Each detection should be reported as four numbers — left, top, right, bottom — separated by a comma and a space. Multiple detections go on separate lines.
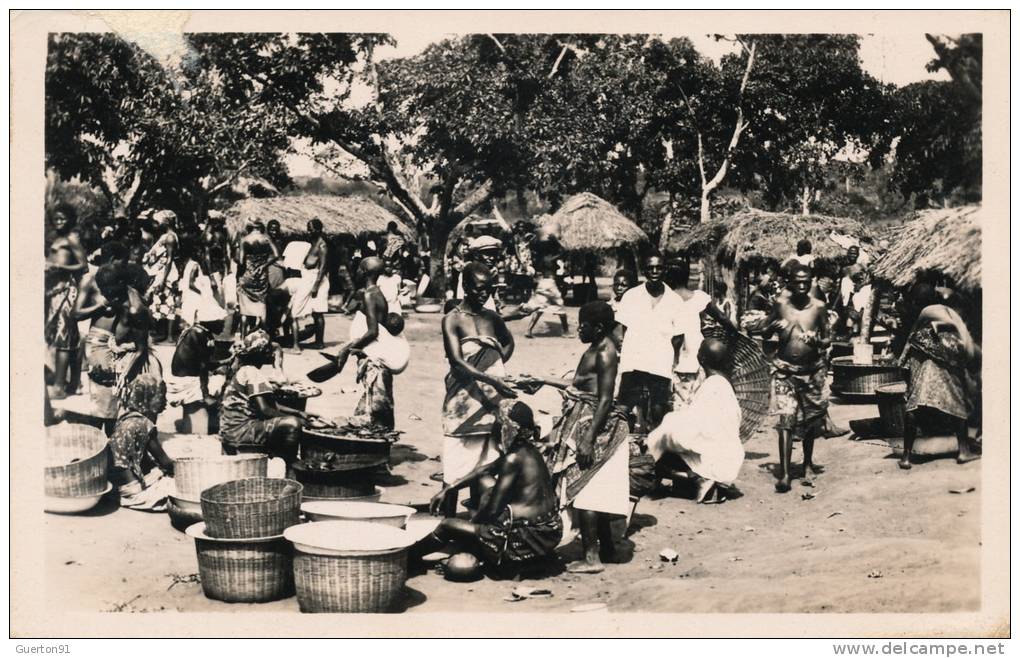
109, 373, 176, 511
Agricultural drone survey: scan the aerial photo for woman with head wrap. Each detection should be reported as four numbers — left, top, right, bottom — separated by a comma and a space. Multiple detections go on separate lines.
515, 300, 630, 574
218, 329, 307, 467
109, 373, 176, 511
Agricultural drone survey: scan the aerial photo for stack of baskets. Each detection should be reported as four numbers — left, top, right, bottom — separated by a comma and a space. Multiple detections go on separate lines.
292, 457, 387, 503
169, 454, 267, 529
186, 477, 302, 603
830, 355, 905, 399
44, 423, 111, 514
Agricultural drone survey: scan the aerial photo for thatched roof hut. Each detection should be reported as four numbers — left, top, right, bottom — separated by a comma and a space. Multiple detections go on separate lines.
539, 193, 648, 253
871, 206, 981, 292
670, 209, 875, 268
225, 194, 413, 239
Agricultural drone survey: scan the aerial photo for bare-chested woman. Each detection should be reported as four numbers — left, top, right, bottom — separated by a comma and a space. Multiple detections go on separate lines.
439, 262, 517, 516
46, 204, 87, 399
300, 219, 329, 350
762, 263, 831, 493
236, 221, 280, 336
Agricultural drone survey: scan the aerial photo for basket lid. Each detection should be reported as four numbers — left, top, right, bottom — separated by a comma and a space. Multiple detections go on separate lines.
284, 520, 413, 554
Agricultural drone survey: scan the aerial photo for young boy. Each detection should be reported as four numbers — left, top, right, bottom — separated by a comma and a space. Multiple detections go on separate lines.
416, 401, 563, 570
166, 319, 226, 434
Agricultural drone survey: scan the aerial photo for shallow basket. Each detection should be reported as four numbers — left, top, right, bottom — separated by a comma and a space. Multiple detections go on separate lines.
831, 356, 905, 397
45, 423, 109, 497
201, 478, 302, 540
875, 382, 908, 437
174, 455, 268, 499
188, 525, 294, 603
292, 459, 384, 499
292, 549, 407, 613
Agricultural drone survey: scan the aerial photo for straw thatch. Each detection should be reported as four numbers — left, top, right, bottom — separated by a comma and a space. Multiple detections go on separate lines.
224, 195, 412, 239
539, 193, 648, 253
872, 206, 981, 291
670, 209, 874, 268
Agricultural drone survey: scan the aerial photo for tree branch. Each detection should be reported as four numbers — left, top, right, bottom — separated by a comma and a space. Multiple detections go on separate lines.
547, 40, 573, 79
486, 34, 507, 54
453, 180, 495, 218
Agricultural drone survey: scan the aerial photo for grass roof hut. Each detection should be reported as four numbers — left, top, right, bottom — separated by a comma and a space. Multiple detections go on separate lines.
670, 208, 876, 313
871, 206, 981, 293
539, 192, 648, 253
225, 194, 414, 239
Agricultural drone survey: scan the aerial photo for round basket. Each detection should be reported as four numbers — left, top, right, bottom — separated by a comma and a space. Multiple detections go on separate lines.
45, 423, 109, 497
875, 382, 908, 437
186, 523, 294, 603
831, 356, 905, 398
201, 478, 303, 540
299, 429, 391, 466
168, 496, 204, 531
174, 455, 268, 499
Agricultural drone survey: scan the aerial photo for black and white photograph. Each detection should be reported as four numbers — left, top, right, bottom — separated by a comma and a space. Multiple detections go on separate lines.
10, 9, 1010, 640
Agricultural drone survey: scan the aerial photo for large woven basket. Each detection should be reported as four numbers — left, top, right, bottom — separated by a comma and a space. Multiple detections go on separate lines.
292, 549, 407, 613
187, 525, 294, 603
45, 423, 109, 497
292, 459, 384, 499
875, 382, 908, 436
201, 478, 302, 539
831, 356, 905, 397
174, 455, 268, 499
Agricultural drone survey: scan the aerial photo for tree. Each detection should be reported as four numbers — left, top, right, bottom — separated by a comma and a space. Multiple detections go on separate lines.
46, 33, 294, 223
730, 35, 891, 215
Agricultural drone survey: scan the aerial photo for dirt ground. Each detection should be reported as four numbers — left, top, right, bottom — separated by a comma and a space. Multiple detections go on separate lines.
44, 309, 981, 615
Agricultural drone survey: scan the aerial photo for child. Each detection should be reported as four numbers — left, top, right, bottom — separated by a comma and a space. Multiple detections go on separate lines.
109, 373, 176, 511
415, 401, 563, 572
166, 319, 225, 434
218, 330, 307, 466
351, 312, 410, 374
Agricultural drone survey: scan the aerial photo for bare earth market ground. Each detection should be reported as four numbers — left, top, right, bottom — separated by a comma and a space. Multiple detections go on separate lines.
45, 310, 980, 614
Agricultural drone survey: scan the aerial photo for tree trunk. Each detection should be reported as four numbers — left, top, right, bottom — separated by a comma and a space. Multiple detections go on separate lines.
801, 185, 811, 216
700, 189, 712, 223
427, 216, 455, 297
658, 209, 673, 254
845, 175, 851, 194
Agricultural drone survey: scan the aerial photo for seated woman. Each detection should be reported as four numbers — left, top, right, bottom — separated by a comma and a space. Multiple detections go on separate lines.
416, 401, 563, 573
646, 338, 745, 503
218, 330, 308, 467
109, 373, 176, 511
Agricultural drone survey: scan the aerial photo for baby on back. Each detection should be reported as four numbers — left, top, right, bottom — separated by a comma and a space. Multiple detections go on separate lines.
359, 312, 410, 374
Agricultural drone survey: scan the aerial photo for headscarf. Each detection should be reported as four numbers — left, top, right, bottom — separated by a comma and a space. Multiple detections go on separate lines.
231, 329, 273, 360
118, 372, 166, 419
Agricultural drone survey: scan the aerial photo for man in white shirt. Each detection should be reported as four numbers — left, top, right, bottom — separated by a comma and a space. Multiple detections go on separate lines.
614, 254, 684, 433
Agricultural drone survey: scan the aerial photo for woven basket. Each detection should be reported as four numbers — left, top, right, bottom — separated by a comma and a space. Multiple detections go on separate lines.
174, 455, 268, 499
876, 382, 908, 436
299, 429, 391, 466
201, 478, 302, 539
192, 536, 294, 603
45, 423, 109, 497
831, 356, 905, 397
292, 548, 407, 613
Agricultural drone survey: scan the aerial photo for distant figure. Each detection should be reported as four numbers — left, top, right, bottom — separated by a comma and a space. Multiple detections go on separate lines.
669, 260, 712, 408
784, 239, 815, 269
762, 263, 830, 493
382, 220, 406, 261
142, 210, 181, 344
342, 257, 397, 429
45, 203, 87, 399
235, 220, 280, 336
647, 338, 744, 503
287, 219, 329, 350
417, 401, 562, 572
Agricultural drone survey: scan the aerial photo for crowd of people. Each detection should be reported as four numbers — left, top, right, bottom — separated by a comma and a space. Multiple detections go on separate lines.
44, 203, 983, 581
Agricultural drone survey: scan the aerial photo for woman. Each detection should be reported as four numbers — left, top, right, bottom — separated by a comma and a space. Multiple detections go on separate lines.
109, 373, 176, 511
179, 237, 227, 328
897, 283, 980, 469
518, 301, 630, 574
45, 204, 86, 399
236, 221, 280, 336
142, 210, 181, 343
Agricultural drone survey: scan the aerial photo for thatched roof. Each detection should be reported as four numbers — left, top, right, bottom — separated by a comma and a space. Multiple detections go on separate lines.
871, 206, 981, 291
539, 193, 648, 252
225, 194, 412, 238
669, 209, 874, 268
